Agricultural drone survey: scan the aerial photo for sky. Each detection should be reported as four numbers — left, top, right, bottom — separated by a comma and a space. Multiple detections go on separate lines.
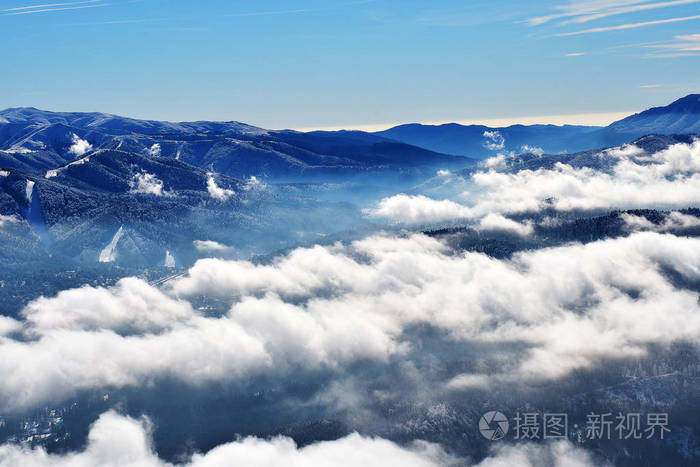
1, 0, 699, 130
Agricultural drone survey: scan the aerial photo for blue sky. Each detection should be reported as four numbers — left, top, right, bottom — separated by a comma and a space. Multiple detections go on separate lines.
1, 0, 699, 129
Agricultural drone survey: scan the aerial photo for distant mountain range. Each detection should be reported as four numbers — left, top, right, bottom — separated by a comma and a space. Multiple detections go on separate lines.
0, 107, 471, 183
375, 94, 700, 157
0, 94, 698, 270
1, 95, 697, 181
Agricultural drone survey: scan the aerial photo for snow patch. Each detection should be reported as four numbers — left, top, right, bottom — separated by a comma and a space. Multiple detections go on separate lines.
164, 250, 176, 268
0, 146, 33, 155
45, 156, 91, 179
99, 226, 124, 263
25, 180, 35, 203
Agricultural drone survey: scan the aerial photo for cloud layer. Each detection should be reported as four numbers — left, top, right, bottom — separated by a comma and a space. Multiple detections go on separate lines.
369, 140, 700, 224
0, 410, 602, 467
0, 230, 698, 412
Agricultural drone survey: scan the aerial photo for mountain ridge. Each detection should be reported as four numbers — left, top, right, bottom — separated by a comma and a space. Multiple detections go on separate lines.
374, 94, 700, 157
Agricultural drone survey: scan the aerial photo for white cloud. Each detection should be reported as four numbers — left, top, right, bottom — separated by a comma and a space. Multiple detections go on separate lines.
366, 194, 473, 224
371, 140, 700, 224
477, 214, 534, 236
622, 211, 700, 232
68, 133, 92, 157
481, 154, 507, 169
555, 14, 700, 37
474, 440, 605, 467
643, 33, 700, 57
527, 0, 700, 26
23, 277, 194, 335
147, 143, 161, 157
1, 1, 107, 17
520, 145, 544, 156
0, 215, 19, 228
0, 316, 21, 337
0, 231, 699, 411
0, 410, 604, 467
242, 175, 266, 191
483, 130, 505, 151
469, 140, 700, 214
193, 240, 237, 256
130, 172, 168, 196
206, 173, 235, 201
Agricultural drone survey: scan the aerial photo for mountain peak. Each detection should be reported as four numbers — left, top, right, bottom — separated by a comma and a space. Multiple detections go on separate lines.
606, 94, 700, 135
662, 93, 700, 112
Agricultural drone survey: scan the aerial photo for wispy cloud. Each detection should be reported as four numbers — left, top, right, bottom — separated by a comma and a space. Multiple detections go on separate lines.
1, 0, 106, 16
555, 14, 700, 36
640, 83, 663, 88
528, 1, 645, 26
527, 0, 700, 26
565, 52, 586, 56
563, 0, 700, 24
2, 0, 98, 11
642, 32, 700, 57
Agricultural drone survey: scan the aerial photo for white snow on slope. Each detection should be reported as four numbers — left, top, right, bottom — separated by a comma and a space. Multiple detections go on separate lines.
25, 180, 35, 203
164, 250, 176, 268
99, 226, 124, 263
45, 155, 91, 179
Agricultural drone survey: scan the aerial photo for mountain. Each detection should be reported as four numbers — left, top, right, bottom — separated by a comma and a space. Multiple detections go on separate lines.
373, 94, 700, 159
603, 93, 700, 141
0, 108, 474, 183
412, 133, 699, 199
0, 151, 374, 314
376, 123, 600, 158
0, 150, 370, 267
0, 107, 483, 315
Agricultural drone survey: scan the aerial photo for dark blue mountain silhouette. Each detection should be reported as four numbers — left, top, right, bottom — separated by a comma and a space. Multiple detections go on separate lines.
374, 94, 700, 158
